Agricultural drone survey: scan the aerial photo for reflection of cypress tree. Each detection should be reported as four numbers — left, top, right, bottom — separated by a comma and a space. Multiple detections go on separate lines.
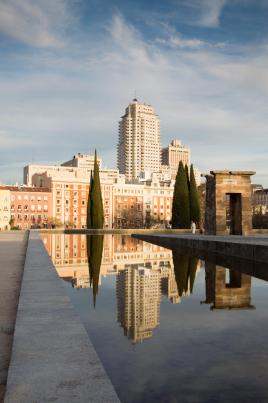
86, 235, 104, 307
188, 257, 198, 293
172, 252, 199, 296
172, 252, 190, 297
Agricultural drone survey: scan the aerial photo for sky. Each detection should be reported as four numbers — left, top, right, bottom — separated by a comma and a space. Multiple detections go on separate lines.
0, 0, 268, 185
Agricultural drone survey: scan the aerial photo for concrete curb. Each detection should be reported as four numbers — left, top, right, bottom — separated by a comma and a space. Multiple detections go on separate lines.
4, 231, 120, 403
132, 234, 268, 263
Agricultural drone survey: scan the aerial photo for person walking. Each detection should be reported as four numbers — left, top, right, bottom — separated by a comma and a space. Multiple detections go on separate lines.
191, 221, 196, 234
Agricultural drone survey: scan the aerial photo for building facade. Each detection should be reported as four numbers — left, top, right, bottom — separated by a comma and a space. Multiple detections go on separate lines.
117, 98, 161, 180
0, 186, 52, 230
162, 139, 190, 179
0, 188, 11, 230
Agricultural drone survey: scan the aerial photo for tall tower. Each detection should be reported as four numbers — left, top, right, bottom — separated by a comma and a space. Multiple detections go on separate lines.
117, 98, 161, 181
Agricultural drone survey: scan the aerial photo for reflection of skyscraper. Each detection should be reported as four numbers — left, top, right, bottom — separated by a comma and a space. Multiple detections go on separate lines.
202, 263, 255, 310
117, 265, 160, 343
160, 265, 180, 304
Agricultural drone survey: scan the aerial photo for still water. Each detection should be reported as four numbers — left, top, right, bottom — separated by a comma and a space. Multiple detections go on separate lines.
41, 234, 268, 403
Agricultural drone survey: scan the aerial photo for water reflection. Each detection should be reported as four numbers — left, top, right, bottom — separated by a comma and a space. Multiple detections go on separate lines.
201, 263, 255, 310
42, 234, 256, 343
41, 234, 268, 403
87, 235, 104, 307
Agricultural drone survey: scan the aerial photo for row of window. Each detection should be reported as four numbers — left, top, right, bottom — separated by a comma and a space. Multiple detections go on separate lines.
12, 205, 48, 212
12, 214, 48, 221
11, 195, 49, 202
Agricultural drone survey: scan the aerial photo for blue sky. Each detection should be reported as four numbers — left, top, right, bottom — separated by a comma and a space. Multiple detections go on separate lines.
0, 0, 268, 184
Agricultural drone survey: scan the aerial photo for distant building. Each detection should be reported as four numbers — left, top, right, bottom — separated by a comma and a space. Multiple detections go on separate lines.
61, 153, 102, 170
0, 186, 52, 230
252, 188, 268, 215
117, 98, 161, 180
161, 139, 190, 179
0, 188, 11, 230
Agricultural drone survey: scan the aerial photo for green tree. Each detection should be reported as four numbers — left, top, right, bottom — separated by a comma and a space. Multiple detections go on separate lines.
87, 170, 93, 229
172, 161, 190, 228
189, 164, 200, 224
185, 164, 190, 191
87, 150, 104, 229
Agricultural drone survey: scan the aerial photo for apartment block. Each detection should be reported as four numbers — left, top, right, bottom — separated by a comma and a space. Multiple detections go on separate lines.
0, 188, 11, 230
162, 139, 190, 179
0, 186, 52, 230
117, 98, 161, 180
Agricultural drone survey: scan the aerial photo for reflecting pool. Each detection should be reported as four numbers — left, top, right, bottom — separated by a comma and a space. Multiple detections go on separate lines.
41, 234, 268, 403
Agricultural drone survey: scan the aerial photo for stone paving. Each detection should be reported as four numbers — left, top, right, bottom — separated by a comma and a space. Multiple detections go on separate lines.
4, 231, 120, 403
0, 232, 27, 403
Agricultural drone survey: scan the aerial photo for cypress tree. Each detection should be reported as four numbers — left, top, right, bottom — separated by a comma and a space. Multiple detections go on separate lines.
185, 164, 190, 191
86, 170, 93, 229
91, 150, 104, 229
189, 164, 200, 224
172, 161, 190, 228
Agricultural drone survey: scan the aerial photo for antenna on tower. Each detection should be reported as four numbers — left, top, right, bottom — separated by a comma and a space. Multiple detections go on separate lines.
133, 89, 138, 102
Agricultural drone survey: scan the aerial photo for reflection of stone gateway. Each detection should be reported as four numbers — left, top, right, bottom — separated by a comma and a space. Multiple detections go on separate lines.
202, 262, 255, 310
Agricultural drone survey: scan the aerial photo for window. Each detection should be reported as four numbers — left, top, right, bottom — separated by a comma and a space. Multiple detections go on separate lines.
31, 195, 35, 201
44, 196, 48, 201
18, 205, 22, 211
38, 196, 41, 202
31, 205, 35, 211
44, 205, 48, 212
24, 195, 28, 201
18, 195, 22, 200
37, 205, 42, 212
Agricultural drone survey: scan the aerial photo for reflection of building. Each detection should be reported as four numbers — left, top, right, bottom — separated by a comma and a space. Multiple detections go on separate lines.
117, 266, 161, 343
202, 263, 255, 310
42, 234, 201, 342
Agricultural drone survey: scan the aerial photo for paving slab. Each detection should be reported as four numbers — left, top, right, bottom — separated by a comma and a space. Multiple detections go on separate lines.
0, 232, 27, 403
4, 231, 120, 403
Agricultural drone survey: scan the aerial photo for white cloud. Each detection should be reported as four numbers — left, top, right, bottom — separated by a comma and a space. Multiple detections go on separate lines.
0, 0, 73, 47
175, 0, 227, 28
0, 12, 267, 185
198, 0, 227, 27
155, 24, 226, 49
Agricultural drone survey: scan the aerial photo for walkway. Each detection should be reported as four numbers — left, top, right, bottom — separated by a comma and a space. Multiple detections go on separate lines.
0, 232, 27, 402
4, 231, 120, 403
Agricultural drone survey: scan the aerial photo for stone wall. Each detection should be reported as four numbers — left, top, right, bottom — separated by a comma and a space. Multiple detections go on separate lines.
205, 171, 255, 235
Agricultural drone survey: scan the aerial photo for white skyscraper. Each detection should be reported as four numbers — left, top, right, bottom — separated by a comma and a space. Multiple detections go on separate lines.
117, 98, 161, 181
